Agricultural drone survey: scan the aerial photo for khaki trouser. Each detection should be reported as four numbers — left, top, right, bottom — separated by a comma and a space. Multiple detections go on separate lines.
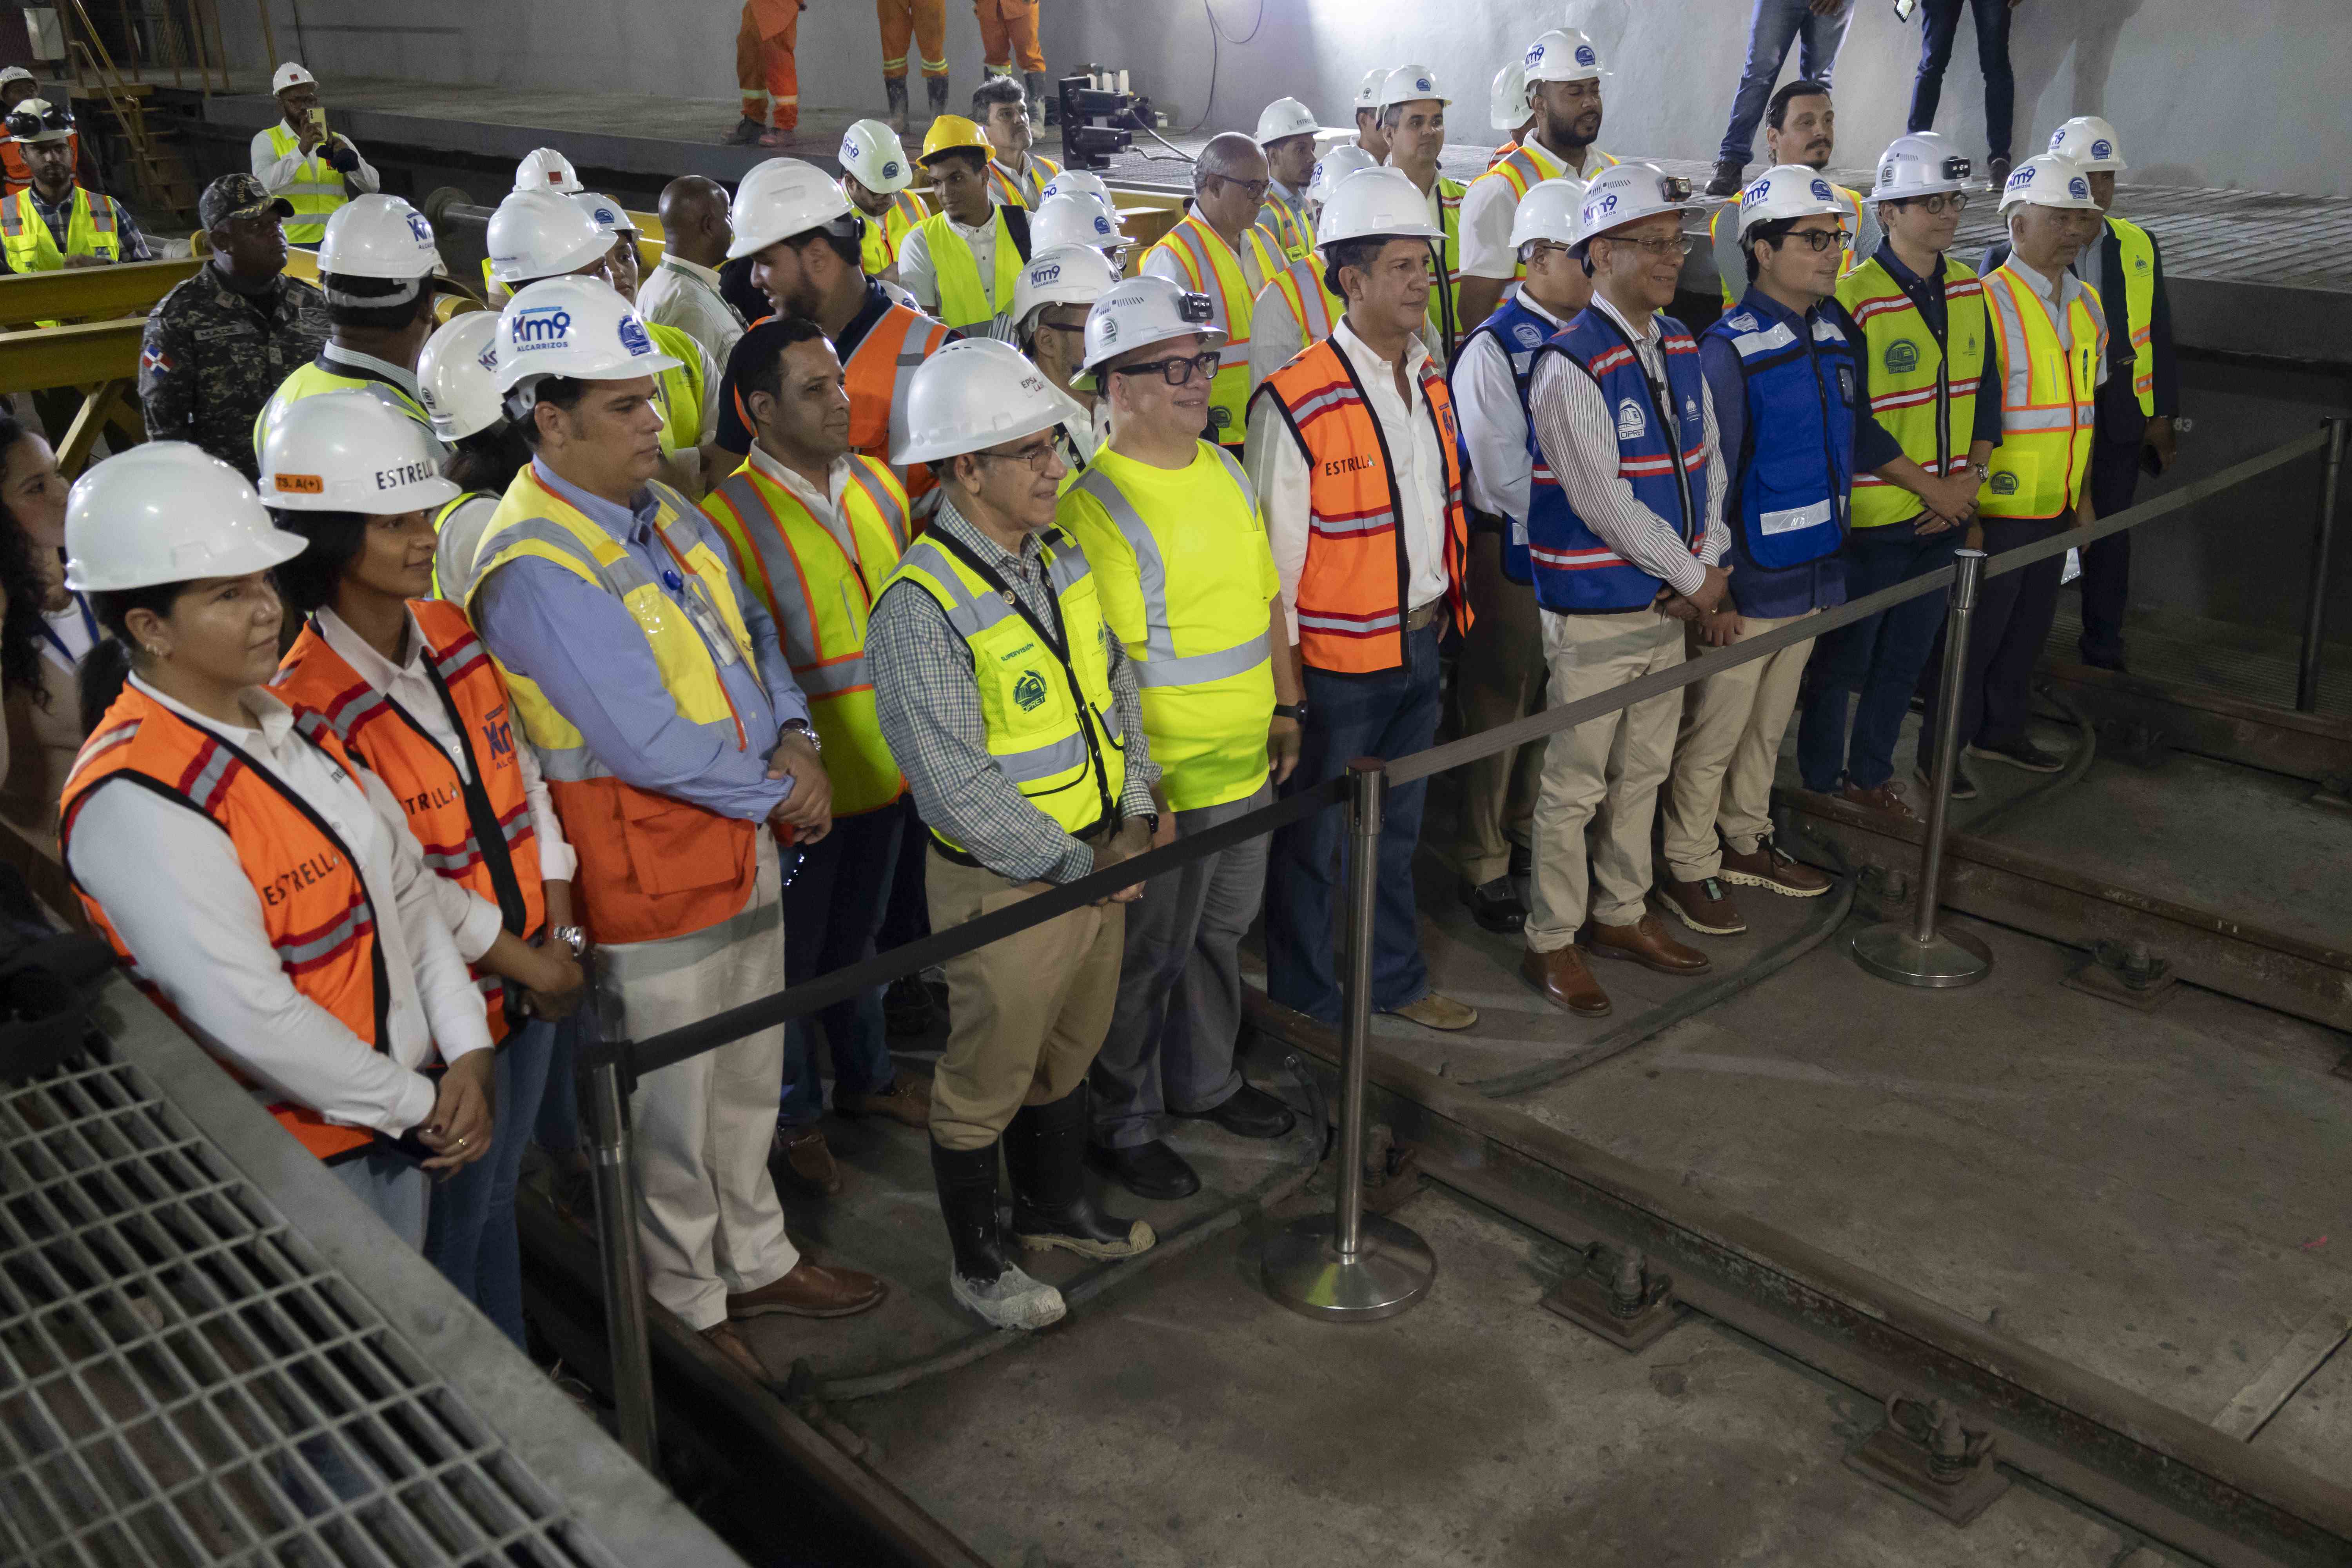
927, 844, 1125, 1152
601, 833, 798, 1332
1660, 611, 1819, 881
1450, 530, 1547, 886
1525, 608, 1685, 951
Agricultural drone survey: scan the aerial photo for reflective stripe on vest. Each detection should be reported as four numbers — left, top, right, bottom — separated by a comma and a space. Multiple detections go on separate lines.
1260, 258, 1341, 369
1149, 213, 1281, 448
1429, 177, 1466, 361
1835, 254, 1989, 529
1460, 294, 1559, 585
1701, 299, 1854, 570
990, 152, 1060, 210
1979, 265, 2103, 519
1466, 142, 1617, 281
917, 207, 1025, 339
265, 123, 348, 243
2109, 214, 2158, 415
1255, 187, 1314, 263
0, 185, 121, 297
645, 320, 707, 454
703, 455, 911, 817
845, 301, 952, 504
1711, 185, 1864, 309
857, 187, 929, 273
254, 358, 436, 465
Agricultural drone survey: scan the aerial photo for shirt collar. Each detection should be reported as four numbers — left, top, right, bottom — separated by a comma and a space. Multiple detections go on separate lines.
1515, 292, 1570, 330
2004, 254, 2062, 303
745, 441, 852, 517
313, 604, 425, 691
130, 671, 290, 747
1332, 316, 1430, 387
322, 341, 421, 397
949, 207, 999, 238
835, 278, 898, 361
1592, 290, 1661, 346
28, 183, 76, 217
532, 458, 662, 544
991, 153, 1031, 181
1270, 178, 1305, 203
1729, 286, 1814, 330
931, 494, 1049, 574
658, 252, 724, 288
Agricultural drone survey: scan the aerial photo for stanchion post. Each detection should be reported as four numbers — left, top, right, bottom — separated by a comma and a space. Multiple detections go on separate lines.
582, 1054, 660, 1469
1263, 757, 1436, 1321
1852, 550, 1994, 988
2297, 416, 2346, 714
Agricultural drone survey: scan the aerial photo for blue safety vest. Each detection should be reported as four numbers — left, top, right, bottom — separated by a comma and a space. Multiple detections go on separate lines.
1458, 294, 1560, 586
1524, 308, 1709, 615
1700, 292, 1855, 572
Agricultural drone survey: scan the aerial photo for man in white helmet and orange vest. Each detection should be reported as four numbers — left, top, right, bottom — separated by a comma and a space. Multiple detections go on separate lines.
1252, 96, 1320, 263
1142, 131, 1284, 453
251, 63, 379, 246
1457, 30, 1620, 334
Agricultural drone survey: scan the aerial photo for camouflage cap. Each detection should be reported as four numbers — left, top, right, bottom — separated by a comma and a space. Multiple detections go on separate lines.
200, 172, 296, 230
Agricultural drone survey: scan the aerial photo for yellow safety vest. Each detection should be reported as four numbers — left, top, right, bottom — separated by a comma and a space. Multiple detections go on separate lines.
1257, 257, 1341, 374
1463, 140, 1619, 282
989, 152, 1062, 211
252, 356, 436, 464
264, 122, 349, 245
1429, 175, 1466, 359
1836, 253, 1989, 530
1144, 212, 1281, 448
644, 321, 707, 455
1978, 264, 2105, 520
1711, 182, 1865, 310
914, 207, 1025, 338
1255, 187, 1314, 264
1057, 443, 1274, 811
2106, 214, 2158, 416
702, 454, 911, 817
878, 525, 1127, 855
855, 186, 929, 276
0, 185, 120, 299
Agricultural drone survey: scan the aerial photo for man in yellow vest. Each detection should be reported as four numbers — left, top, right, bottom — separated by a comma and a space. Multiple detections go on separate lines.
900, 114, 1032, 342
467, 276, 887, 1383
1375, 64, 1468, 368
837, 118, 928, 285
867, 339, 1165, 1331
251, 195, 440, 465
973, 74, 1060, 211
1456, 29, 1619, 332
1919, 151, 2107, 792
1247, 145, 1374, 392
1706, 80, 1876, 309
1142, 132, 1283, 453
1056, 278, 1303, 1200
1252, 96, 1320, 263
250, 63, 379, 247
0, 101, 145, 275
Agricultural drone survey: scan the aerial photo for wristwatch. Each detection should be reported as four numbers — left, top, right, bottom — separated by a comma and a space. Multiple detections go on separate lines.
1272, 702, 1309, 721
550, 925, 587, 957
782, 718, 822, 754
1969, 459, 1991, 483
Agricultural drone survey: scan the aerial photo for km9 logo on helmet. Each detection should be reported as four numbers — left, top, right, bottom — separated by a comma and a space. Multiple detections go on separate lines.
510, 307, 573, 347
405, 212, 434, 245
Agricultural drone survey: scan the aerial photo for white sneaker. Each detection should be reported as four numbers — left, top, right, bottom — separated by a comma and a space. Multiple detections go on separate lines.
949, 1263, 1067, 1330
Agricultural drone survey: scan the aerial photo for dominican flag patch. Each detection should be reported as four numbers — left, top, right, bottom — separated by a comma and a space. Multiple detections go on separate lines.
140, 345, 175, 377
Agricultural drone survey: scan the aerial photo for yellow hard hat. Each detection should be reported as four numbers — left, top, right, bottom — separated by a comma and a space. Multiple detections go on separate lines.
921, 114, 991, 164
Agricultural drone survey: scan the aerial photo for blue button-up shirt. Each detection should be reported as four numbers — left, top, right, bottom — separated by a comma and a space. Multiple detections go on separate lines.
473, 460, 811, 822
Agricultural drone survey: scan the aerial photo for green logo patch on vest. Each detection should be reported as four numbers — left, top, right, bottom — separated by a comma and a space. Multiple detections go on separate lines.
1013, 670, 1049, 712
1990, 472, 2019, 495
1209, 406, 1232, 430
1883, 341, 1919, 374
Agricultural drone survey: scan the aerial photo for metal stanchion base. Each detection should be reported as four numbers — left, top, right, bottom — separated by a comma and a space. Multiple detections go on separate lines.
1849, 922, 1993, 988
1262, 1212, 1436, 1322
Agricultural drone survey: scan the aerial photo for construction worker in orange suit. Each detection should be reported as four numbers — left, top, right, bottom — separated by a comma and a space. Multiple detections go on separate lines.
975, 0, 1047, 124
878, 0, 952, 135
728, 0, 806, 148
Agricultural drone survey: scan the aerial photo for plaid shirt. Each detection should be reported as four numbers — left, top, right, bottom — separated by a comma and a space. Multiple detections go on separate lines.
868, 495, 1158, 885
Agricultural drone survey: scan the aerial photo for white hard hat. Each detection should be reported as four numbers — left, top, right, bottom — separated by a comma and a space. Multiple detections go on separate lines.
1353, 68, 1391, 113
514, 147, 583, 195
1490, 61, 1530, 132
1570, 160, 1707, 250
727, 157, 855, 260
1079, 274, 1226, 381
316, 194, 442, 281
486, 188, 612, 285
1316, 166, 1445, 250
416, 311, 507, 443
1999, 152, 2102, 212
1506, 176, 1590, 252
1014, 244, 1121, 333
1255, 96, 1318, 147
260, 389, 462, 515
64, 443, 308, 594
1870, 131, 1973, 203
573, 191, 637, 237
893, 338, 1085, 467
494, 276, 681, 402
1042, 167, 1110, 207
1736, 163, 1846, 236
2048, 115, 2125, 173
271, 62, 315, 95
838, 118, 915, 193
0, 66, 36, 89
1306, 145, 1378, 207
1523, 27, 1606, 84
1377, 64, 1450, 111
1032, 191, 1128, 254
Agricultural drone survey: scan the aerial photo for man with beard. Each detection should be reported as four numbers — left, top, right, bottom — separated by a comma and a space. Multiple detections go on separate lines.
1455, 30, 1617, 333
1707, 80, 1875, 307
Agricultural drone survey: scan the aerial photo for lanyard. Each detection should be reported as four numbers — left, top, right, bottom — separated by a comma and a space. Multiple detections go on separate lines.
36, 589, 96, 673
646, 522, 752, 751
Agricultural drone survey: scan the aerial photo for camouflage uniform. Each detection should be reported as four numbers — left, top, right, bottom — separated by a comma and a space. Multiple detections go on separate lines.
140, 263, 328, 481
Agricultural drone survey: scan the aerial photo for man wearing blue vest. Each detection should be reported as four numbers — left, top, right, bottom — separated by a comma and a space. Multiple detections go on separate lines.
1447, 175, 1589, 934
1658, 167, 1852, 937
1518, 164, 1728, 1019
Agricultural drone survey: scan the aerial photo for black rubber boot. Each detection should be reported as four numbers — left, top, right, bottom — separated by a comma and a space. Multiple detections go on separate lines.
1024, 70, 1051, 125
884, 75, 910, 136
925, 74, 950, 120
1005, 1088, 1156, 1260
931, 1138, 1066, 1328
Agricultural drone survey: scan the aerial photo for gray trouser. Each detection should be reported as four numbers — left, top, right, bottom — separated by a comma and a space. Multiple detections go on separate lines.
333, 1148, 430, 1251
1090, 784, 1273, 1149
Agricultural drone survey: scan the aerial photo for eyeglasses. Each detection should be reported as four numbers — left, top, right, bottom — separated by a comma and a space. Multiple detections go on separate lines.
974, 438, 1063, 475
1899, 192, 1970, 215
1110, 349, 1221, 387
1523, 240, 1573, 264
1603, 234, 1693, 258
1034, 318, 1088, 338
1213, 176, 1271, 203
1776, 228, 1842, 253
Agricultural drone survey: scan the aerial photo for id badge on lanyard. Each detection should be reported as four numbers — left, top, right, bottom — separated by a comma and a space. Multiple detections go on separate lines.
651, 530, 743, 669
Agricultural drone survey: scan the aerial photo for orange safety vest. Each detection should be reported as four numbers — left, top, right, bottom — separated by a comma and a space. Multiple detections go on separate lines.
273, 600, 546, 1042
844, 299, 952, 508
1251, 336, 1473, 673
60, 686, 390, 1163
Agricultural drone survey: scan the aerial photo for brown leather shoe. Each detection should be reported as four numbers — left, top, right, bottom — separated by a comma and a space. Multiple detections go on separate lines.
1654, 875, 1746, 936
701, 1321, 769, 1383
775, 1127, 841, 1195
727, 1259, 889, 1319
1519, 944, 1611, 1017
1838, 780, 1917, 820
1588, 913, 1712, 975
835, 1069, 933, 1127
1719, 834, 1832, 897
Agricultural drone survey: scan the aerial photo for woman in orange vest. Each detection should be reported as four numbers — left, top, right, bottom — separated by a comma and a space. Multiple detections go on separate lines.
261, 391, 586, 1348
58, 442, 499, 1251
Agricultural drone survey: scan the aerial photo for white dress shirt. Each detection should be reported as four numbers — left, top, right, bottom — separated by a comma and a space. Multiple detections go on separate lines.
1451, 291, 1570, 524
637, 253, 749, 369
743, 441, 863, 559
2002, 255, 2109, 381
1245, 319, 1452, 641
67, 675, 493, 1138
1458, 131, 1613, 281
249, 123, 381, 202
1525, 292, 1728, 599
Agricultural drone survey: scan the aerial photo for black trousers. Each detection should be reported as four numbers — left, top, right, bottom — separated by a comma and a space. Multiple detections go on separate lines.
2078, 435, 2144, 665
1918, 514, 2066, 771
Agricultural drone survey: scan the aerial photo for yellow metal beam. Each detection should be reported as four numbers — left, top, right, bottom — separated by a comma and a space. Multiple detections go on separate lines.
0, 257, 200, 327
0, 319, 144, 394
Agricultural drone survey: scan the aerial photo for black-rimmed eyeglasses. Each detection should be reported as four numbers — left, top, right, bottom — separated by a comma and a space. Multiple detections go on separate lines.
1109, 350, 1221, 387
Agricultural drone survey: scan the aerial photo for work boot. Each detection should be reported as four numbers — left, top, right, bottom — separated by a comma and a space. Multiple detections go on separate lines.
1706, 158, 1746, 198
1987, 154, 2013, 184
836, 1068, 932, 1127
884, 75, 911, 136
931, 1139, 1066, 1329
1005, 1088, 1156, 1260
1025, 69, 1051, 125
1839, 779, 1918, 820
925, 74, 950, 121
1461, 874, 1526, 934
724, 115, 765, 146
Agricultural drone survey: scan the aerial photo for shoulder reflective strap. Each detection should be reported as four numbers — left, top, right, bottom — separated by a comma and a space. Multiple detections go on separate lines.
843, 457, 909, 546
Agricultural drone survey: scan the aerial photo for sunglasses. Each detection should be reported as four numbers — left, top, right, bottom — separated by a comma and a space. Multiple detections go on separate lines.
1111, 349, 1221, 387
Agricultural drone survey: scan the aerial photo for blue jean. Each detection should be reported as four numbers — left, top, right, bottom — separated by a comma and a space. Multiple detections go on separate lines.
1716, 0, 1855, 164
1798, 525, 1959, 791
778, 806, 902, 1127
424, 1016, 555, 1350
1265, 622, 1443, 1024
1909, 0, 2015, 162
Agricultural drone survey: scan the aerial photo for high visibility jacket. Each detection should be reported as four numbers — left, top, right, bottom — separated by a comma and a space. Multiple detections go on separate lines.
466, 466, 764, 946
878, 525, 1127, 857
1464, 140, 1619, 283
703, 455, 911, 817
855, 185, 928, 275
60, 686, 388, 1163
263, 122, 349, 245
1978, 263, 2105, 519
913, 206, 1026, 338
1835, 253, 1988, 530
1252, 336, 1474, 672
1059, 444, 1276, 811
254, 354, 435, 464
1428, 175, 1468, 362
0, 184, 120, 290
1256, 257, 1341, 370
1701, 296, 1853, 570
1145, 212, 1283, 448
2107, 214, 2158, 415
274, 600, 544, 1042
989, 151, 1062, 210
1, 129, 80, 197
844, 299, 953, 504
1525, 307, 1709, 614
432, 491, 498, 603
1710, 182, 1865, 309
1255, 186, 1314, 263
646, 320, 708, 455
1459, 293, 1560, 585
